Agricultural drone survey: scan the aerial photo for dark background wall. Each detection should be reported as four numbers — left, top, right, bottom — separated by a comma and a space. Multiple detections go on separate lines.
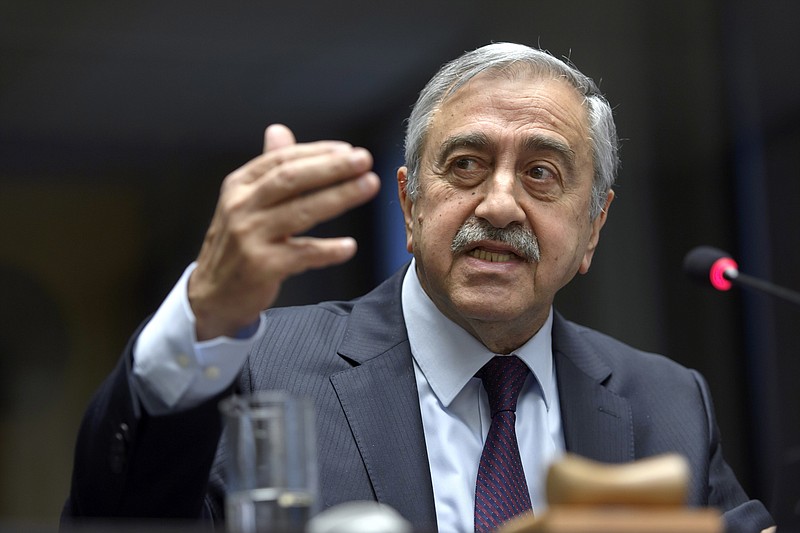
1, 0, 798, 527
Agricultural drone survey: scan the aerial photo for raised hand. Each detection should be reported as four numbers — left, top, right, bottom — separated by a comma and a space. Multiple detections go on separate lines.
188, 124, 381, 340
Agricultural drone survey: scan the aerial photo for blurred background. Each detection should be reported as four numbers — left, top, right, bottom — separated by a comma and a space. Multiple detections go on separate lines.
1, 0, 798, 529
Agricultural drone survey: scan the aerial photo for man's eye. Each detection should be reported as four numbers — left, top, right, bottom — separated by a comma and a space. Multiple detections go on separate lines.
529, 166, 555, 181
454, 158, 478, 170
447, 157, 487, 186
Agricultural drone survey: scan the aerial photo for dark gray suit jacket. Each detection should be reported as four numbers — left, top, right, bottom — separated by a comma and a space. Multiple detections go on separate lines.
65, 266, 773, 532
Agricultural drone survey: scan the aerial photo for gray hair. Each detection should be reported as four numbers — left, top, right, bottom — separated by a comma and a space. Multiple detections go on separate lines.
403, 42, 619, 220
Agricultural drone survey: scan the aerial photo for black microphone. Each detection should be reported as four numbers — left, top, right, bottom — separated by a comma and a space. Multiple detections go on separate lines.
683, 245, 800, 306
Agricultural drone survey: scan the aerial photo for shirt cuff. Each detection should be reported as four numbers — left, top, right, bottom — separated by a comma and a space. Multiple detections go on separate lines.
132, 263, 265, 414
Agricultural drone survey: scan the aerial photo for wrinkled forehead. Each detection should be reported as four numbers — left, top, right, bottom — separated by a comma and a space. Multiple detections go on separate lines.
427, 68, 593, 155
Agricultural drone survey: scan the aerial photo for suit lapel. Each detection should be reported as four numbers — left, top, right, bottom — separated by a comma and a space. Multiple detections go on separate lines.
329, 267, 437, 531
325, 274, 635, 529
552, 313, 635, 463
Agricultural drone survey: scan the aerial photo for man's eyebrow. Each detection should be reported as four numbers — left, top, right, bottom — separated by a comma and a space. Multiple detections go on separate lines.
435, 132, 579, 172
435, 132, 492, 166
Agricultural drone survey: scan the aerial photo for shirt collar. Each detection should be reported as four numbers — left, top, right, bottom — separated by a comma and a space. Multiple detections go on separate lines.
401, 259, 556, 410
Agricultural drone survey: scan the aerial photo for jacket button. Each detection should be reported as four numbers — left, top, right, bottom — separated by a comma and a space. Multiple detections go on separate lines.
109, 422, 129, 474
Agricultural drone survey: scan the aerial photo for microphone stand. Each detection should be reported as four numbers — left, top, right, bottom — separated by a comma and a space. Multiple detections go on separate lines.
724, 270, 800, 306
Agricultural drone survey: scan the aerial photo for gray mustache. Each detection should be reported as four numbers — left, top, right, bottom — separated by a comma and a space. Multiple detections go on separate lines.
450, 217, 540, 263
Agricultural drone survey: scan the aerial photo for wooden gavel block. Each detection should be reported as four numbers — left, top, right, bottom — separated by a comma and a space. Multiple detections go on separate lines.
499, 453, 722, 533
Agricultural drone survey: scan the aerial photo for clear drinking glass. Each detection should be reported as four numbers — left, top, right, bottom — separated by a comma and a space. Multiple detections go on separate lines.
220, 391, 318, 533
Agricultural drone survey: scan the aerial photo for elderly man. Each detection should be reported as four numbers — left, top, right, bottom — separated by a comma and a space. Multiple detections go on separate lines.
65, 43, 774, 532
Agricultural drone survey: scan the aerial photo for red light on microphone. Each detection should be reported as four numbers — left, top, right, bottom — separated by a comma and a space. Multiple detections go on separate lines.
685, 245, 800, 305
709, 257, 737, 291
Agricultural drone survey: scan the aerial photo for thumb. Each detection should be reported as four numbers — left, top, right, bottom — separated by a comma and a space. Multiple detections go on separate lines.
263, 124, 297, 153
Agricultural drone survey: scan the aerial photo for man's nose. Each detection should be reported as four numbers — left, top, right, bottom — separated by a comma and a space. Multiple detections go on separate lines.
474, 169, 526, 228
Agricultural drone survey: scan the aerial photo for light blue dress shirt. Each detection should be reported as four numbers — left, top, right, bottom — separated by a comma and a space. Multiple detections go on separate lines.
402, 260, 565, 532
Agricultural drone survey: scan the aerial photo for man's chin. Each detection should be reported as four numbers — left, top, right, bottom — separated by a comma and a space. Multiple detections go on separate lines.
450, 291, 533, 323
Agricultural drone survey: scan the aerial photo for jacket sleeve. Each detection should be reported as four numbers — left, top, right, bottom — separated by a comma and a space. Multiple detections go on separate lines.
63, 322, 232, 523
691, 370, 774, 533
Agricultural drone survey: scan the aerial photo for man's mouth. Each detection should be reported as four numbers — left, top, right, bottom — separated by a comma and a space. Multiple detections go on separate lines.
451, 217, 540, 263
467, 248, 519, 262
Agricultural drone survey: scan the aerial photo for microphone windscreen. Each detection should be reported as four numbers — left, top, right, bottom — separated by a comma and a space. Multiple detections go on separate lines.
682, 246, 730, 282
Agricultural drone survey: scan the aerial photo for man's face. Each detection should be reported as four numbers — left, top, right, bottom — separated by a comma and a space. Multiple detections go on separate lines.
398, 72, 613, 353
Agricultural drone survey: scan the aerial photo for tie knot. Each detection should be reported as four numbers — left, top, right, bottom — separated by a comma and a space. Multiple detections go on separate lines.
477, 355, 530, 417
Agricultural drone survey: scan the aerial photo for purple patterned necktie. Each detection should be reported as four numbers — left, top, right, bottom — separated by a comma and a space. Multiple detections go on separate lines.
474, 355, 533, 532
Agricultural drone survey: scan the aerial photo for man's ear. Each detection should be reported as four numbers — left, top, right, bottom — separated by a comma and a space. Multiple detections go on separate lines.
397, 166, 414, 253
579, 189, 614, 274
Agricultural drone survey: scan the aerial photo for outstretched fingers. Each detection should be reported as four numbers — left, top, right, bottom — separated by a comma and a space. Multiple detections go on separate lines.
189, 124, 381, 340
